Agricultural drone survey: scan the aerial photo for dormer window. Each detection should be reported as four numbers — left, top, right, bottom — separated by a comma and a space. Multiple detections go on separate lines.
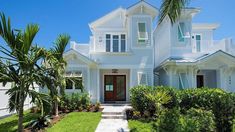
106, 34, 126, 52
138, 22, 148, 43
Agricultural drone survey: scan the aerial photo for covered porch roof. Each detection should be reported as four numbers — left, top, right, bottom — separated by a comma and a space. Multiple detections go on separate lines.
155, 50, 235, 71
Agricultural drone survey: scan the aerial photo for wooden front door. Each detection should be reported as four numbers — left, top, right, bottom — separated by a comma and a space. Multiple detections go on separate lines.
104, 75, 126, 101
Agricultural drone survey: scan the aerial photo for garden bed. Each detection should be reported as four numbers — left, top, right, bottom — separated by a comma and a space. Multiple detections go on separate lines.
128, 85, 235, 132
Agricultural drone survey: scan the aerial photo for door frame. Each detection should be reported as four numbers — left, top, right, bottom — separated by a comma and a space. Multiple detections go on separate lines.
192, 33, 202, 53
103, 74, 127, 101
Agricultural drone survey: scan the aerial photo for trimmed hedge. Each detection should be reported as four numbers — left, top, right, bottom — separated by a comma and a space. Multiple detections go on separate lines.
178, 88, 235, 131
129, 86, 235, 131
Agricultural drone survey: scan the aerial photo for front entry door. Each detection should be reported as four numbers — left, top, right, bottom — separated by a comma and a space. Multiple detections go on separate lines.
104, 75, 126, 101
197, 75, 204, 88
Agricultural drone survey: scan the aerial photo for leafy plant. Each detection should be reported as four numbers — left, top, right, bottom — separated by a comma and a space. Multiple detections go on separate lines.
145, 89, 171, 116
94, 102, 100, 112
59, 92, 91, 112
154, 108, 181, 132
25, 115, 51, 131
130, 85, 155, 116
180, 108, 216, 132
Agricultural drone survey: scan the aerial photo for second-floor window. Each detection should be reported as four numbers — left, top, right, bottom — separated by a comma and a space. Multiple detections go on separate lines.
138, 22, 148, 43
106, 34, 126, 52
178, 22, 186, 42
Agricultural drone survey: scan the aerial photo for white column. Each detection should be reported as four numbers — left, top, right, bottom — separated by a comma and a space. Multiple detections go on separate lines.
97, 69, 100, 102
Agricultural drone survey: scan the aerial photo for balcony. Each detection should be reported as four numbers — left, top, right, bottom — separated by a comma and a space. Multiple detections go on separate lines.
192, 38, 235, 55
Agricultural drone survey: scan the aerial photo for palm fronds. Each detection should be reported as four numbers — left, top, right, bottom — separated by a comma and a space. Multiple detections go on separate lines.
159, 0, 189, 24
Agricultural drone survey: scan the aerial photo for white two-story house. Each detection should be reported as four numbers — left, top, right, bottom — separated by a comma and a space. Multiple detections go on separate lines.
63, 1, 235, 103
63, 1, 158, 103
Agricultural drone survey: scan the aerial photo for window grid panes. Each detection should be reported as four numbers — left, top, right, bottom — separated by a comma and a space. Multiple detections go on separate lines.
196, 35, 201, 52
113, 35, 119, 52
121, 34, 126, 52
106, 34, 111, 52
105, 34, 126, 52
138, 22, 148, 43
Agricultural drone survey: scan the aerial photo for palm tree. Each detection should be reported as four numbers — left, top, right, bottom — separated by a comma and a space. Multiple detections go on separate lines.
159, 0, 190, 24
44, 34, 70, 117
0, 13, 49, 132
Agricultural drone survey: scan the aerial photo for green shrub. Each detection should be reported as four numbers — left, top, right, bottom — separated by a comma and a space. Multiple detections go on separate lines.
154, 86, 178, 109
130, 85, 155, 116
178, 88, 235, 131
145, 89, 172, 116
180, 108, 216, 132
59, 92, 90, 112
154, 108, 181, 132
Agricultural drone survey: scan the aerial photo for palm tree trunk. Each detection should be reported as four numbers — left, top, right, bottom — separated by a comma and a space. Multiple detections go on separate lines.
17, 93, 24, 132
54, 101, 59, 117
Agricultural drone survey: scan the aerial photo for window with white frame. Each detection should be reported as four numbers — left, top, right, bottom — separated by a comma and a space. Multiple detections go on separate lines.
178, 22, 190, 42
106, 34, 111, 52
65, 71, 83, 90
121, 34, 126, 52
137, 22, 148, 43
105, 34, 126, 52
138, 72, 148, 85
113, 35, 119, 52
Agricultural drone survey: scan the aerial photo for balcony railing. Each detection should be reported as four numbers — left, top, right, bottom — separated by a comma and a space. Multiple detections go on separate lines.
192, 38, 235, 54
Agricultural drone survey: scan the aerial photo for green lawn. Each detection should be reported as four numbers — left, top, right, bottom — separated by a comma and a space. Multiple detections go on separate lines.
128, 119, 156, 132
0, 111, 40, 132
47, 112, 101, 132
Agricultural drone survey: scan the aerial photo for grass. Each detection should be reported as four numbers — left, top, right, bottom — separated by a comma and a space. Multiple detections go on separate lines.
128, 119, 156, 132
47, 112, 101, 132
0, 111, 40, 132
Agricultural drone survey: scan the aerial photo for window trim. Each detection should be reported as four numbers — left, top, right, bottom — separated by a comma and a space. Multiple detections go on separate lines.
105, 33, 127, 53
178, 22, 186, 42
195, 34, 202, 52
137, 21, 148, 44
137, 72, 148, 85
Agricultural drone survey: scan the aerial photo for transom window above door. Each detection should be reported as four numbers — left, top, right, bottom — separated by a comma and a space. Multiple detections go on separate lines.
106, 34, 126, 52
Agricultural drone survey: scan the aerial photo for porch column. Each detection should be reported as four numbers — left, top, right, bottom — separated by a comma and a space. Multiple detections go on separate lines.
97, 69, 100, 102
218, 68, 226, 89
190, 68, 198, 88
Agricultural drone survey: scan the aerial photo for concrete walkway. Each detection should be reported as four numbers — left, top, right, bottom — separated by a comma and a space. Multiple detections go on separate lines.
95, 104, 132, 132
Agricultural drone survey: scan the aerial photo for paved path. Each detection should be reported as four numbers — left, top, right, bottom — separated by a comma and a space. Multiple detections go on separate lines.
95, 104, 132, 132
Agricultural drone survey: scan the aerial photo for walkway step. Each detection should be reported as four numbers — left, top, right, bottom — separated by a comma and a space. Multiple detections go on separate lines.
102, 112, 123, 115
101, 103, 131, 107
102, 114, 126, 119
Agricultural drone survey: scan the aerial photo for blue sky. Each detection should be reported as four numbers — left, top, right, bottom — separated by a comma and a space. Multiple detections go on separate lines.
0, 0, 235, 49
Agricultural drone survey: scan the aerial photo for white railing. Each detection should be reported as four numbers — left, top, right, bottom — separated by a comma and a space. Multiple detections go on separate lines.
70, 41, 89, 56
192, 38, 235, 54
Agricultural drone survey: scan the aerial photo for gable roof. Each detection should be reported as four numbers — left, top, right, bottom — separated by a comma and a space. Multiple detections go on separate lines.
127, 1, 159, 19
89, 7, 126, 29
63, 49, 97, 66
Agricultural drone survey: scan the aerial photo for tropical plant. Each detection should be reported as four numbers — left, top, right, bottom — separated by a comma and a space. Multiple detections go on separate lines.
0, 13, 50, 131
159, 0, 190, 24
130, 85, 155, 116
25, 115, 51, 131
42, 34, 70, 117
145, 89, 171, 116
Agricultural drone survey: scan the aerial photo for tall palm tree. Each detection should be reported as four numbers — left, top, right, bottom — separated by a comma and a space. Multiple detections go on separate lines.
159, 0, 190, 24
44, 34, 70, 117
0, 13, 49, 132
